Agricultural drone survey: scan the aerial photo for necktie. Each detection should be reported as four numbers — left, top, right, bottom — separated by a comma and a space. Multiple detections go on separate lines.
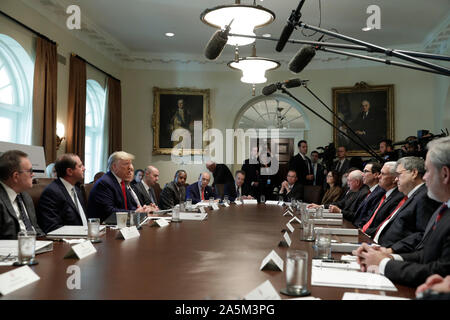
72, 187, 88, 226
336, 161, 342, 172
201, 189, 205, 201
432, 204, 448, 231
362, 194, 386, 232
16, 194, 33, 231
236, 186, 240, 198
148, 187, 155, 204
365, 190, 372, 199
121, 181, 128, 210
374, 195, 408, 237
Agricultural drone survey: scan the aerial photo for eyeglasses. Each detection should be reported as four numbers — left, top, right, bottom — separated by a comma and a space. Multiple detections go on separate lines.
395, 169, 409, 177
18, 168, 33, 174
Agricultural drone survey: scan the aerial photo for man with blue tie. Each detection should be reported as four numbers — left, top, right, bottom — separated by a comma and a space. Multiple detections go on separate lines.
0, 150, 44, 239
37, 153, 89, 233
87, 151, 157, 222
186, 172, 218, 204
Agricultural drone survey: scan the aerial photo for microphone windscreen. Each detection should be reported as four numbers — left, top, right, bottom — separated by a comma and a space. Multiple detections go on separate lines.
284, 78, 303, 88
204, 30, 228, 60
288, 46, 316, 73
262, 84, 278, 96
275, 23, 294, 52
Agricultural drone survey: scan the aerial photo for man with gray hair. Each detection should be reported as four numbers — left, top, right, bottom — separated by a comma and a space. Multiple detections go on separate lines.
87, 151, 157, 222
186, 172, 218, 204
354, 137, 450, 288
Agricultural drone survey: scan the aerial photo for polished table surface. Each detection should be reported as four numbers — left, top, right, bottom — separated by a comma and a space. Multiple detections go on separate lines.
0, 204, 416, 300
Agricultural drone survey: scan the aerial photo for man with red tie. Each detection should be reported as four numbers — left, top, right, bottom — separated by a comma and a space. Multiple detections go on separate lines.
87, 151, 157, 222
186, 172, 218, 204
353, 137, 450, 287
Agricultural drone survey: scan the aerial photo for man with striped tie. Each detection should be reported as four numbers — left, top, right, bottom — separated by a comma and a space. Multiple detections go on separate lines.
353, 137, 450, 288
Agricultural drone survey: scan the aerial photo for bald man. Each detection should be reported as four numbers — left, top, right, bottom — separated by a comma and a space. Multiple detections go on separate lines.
131, 165, 160, 206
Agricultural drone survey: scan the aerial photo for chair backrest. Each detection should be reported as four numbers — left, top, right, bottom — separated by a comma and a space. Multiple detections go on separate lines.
303, 185, 323, 204
28, 178, 56, 208
82, 182, 95, 202
214, 184, 225, 198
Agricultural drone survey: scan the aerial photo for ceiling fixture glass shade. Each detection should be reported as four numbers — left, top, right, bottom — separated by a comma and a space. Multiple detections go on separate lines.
228, 57, 280, 84
201, 1, 275, 46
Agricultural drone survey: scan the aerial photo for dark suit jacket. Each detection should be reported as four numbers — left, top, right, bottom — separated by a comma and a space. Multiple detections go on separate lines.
186, 182, 218, 204
0, 184, 44, 239
365, 188, 406, 236
36, 179, 88, 233
312, 162, 325, 187
330, 185, 369, 222
279, 182, 304, 202
333, 158, 351, 176
131, 181, 157, 206
352, 185, 386, 227
241, 158, 260, 196
377, 184, 440, 253
159, 181, 186, 210
288, 153, 313, 186
224, 182, 251, 202
212, 164, 235, 186
384, 205, 450, 287
87, 171, 137, 222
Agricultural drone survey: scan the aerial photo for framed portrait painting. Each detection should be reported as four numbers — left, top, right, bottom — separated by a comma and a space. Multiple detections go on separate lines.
152, 87, 210, 155
332, 82, 394, 156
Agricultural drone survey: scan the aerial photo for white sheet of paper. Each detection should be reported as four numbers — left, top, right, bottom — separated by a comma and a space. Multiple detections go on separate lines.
314, 227, 359, 236
283, 232, 292, 247
286, 222, 294, 233
65, 240, 97, 259
323, 213, 343, 219
151, 219, 170, 228
244, 280, 281, 300
179, 212, 208, 221
119, 226, 140, 240
0, 266, 40, 295
260, 250, 284, 271
243, 199, 258, 204
342, 292, 409, 300
312, 259, 360, 271
331, 243, 361, 253
311, 267, 397, 291
265, 200, 279, 205
211, 203, 220, 210
277, 201, 284, 206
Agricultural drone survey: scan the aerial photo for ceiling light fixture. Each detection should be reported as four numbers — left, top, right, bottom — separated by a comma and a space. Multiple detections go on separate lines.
165, 32, 175, 37
228, 45, 280, 96
201, 0, 275, 47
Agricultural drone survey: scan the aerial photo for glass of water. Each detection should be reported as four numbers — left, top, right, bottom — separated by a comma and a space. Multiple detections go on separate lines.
314, 230, 332, 259
88, 218, 101, 243
223, 195, 229, 205
209, 197, 214, 206
260, 194, 265, 203
284, 250, 310, 296
17, 230, 37, 265
172, 206, 181, 222
315, 207, 323, 219
186, 198, 192, 210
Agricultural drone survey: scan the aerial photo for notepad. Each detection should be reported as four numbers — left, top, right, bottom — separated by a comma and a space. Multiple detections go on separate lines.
179, 212, 208, 221
0, 240, 53, 256
313, 227, 358, 236
46, 225, 105, 239
311, 218, 343, 225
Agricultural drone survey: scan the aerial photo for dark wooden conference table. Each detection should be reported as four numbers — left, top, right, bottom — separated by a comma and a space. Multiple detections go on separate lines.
0, 204, 416, 300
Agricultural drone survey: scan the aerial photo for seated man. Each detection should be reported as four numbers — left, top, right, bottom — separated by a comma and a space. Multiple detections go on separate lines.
224, 170, 253, 202
159, 170, 187, 210
37, 153, 88, 233
87, 151, 157, 222
353, 137, 450, 288
186, 172, 218, 204
0, 150, 44, 239
131, 165, 160, 206
278, 170, 304, 202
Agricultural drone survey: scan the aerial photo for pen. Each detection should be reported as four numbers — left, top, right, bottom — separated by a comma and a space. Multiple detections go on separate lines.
321, 259, 350, 264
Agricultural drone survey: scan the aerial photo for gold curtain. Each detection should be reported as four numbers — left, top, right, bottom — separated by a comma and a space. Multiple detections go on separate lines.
32, 37, 57, 164
107, 77, 122, 155
66, 55, 87, 162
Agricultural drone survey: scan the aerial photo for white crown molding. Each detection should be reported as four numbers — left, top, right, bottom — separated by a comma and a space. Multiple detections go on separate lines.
19, 0, 449, 72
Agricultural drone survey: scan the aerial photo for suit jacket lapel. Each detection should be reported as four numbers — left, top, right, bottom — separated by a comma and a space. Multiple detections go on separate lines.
55, 179, 79, 213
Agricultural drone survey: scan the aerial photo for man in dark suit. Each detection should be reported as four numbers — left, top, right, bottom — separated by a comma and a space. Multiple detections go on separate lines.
241, 146, 260, 198
310, 150, 325, 187
36, 153, 88, 233
206, 161, 235, 189
353, 99, 380, 146
224, 170, 253, 202
333, 146, 351, 176
328, 170, 370, 221
87, 151, 157, 222
288, 140, 313, 186
0, 150, 44, 239
359, 161, 405, 231
354, 137, 450, 288
278, 170, 304, 202
131, 165, 160, 207
352, 162, 385, 226
186, 172, 218, 204
159, 170, 187, 210
372, 157, 440, 253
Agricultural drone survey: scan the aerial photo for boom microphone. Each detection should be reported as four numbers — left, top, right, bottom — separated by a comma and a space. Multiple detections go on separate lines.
275, 0, 306, 52
204, 21, 233, 60
262, 83, 278, 96
262, 78, 307, 96
288, 45, 316, 73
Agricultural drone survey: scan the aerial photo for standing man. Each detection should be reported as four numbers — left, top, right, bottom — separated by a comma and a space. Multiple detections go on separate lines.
206, 161, 235, 194
186, 172, 218, 204
310, 150, 325, 187
242, 146, 260, 198
131, 165, 160, 206
0, 150, 44, 239
37, 154, 88, 233
333, 146, 351, 176
159, 170, 187, 210
288, 140, 313, 186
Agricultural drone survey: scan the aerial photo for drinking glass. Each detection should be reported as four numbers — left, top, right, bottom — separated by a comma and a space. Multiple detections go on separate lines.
17, 230, 36, 265
88, 218, 101, 243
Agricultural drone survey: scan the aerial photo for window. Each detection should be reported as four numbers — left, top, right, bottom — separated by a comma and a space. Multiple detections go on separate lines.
0, 34, 33, 144
85, 79, 106, 182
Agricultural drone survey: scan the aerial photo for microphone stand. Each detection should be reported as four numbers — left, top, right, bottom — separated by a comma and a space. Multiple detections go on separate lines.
279, 86, 383, 161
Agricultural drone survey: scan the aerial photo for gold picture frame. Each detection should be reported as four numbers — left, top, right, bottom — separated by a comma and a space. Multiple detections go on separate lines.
152, 87, 211, 155
332, 81, 394, 157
